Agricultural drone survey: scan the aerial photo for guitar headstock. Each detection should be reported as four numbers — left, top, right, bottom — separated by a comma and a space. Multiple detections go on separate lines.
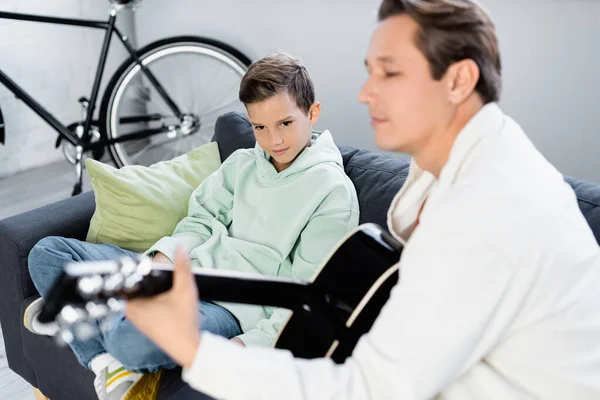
37, 255, 174, 346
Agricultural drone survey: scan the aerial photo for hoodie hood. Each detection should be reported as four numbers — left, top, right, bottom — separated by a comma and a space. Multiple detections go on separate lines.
254, 130, 343, 180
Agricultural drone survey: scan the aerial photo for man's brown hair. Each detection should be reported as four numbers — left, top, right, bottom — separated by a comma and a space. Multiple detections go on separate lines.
378, 0, 502, 103
239, 52, 315, 113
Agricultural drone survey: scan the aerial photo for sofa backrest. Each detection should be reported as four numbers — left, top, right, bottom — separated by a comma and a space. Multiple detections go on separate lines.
565, 177, 600, 244
212, 112, 600, 242
338, 146, 409, 228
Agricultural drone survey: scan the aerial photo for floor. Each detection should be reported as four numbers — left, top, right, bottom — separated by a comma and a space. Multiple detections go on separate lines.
0, 159, 91, 399
0, 160, 91, 220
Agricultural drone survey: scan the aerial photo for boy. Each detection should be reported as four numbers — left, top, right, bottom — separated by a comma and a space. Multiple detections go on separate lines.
26, 52, 359, 400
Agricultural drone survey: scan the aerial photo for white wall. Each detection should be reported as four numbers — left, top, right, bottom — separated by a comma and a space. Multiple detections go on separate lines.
482, 0, 600, 183
0, 0, 135, 177
134, 0, 382, 154
134, 0, 600, 184
3, 1, 597, 183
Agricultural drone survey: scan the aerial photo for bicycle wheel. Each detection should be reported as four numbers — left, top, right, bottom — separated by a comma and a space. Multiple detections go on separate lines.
100, 36, 251, 167
0, 105, 5, 146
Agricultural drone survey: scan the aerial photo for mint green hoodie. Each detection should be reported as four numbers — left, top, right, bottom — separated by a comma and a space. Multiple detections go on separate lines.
146, 130, 359, 347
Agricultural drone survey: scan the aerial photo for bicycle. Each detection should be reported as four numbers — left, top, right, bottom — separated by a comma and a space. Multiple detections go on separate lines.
0, 0, 251, 195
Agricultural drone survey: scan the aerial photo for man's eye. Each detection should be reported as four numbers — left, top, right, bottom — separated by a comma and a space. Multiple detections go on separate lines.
384, 71, 401, 78
254, 126, 264, 131
281, 121, 293, 127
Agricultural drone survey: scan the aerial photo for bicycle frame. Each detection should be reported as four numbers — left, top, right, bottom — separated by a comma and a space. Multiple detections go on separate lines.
0, 8, 183, 150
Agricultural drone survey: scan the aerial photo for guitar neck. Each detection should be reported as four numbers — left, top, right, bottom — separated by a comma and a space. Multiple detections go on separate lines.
139, 265, 312, 311
39, 261, 313, 325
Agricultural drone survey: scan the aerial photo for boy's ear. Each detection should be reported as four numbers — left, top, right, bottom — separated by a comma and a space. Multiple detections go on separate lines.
309, 101, 321, 125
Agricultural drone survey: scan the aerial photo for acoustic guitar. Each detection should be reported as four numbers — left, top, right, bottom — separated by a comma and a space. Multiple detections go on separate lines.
38, 223, 402, 363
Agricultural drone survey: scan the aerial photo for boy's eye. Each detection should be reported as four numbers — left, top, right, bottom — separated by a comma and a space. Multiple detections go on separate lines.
281, 121, 293, 127
254, 125, 264, 131
384, 71, 401, 78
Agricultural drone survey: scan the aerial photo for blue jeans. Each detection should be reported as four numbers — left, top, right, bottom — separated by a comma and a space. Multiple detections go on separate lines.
28, 236, 241, 373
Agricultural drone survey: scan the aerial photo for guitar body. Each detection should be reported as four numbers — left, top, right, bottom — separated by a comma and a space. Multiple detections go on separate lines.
274, 224, 402, 363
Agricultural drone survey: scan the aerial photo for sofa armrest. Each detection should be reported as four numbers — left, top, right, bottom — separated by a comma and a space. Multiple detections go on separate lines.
0, 191, 95, 382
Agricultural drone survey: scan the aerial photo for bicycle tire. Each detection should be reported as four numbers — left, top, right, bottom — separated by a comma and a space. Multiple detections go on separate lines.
99, 36, 252, 167
0, 105, 5, 146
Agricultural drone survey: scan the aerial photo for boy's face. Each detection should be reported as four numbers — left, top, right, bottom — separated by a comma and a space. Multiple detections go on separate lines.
247, 92, 320, 172
359, 15, 455, 155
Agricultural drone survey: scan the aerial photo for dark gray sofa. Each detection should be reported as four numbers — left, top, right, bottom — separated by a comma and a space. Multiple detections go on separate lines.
1, 112, 599, 399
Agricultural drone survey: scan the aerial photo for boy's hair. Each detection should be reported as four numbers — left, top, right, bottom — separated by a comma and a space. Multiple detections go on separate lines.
239, 52, 315, 114
378, 0, 502, 104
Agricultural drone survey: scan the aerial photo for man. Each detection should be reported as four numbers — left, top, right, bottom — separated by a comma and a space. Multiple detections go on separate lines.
126, 1, 600, 399
27, 52, 359, 399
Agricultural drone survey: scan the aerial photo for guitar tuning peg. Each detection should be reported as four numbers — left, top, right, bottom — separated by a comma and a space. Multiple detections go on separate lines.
77, 274, 104, 297
72, 321, 96, 341
85, 301, 110, 319
104, 273, 125, 293
137, 256, 153, 275
120, 257, 137, 276
107, 297, 126, 313
124, 273, 143, 292
58, 304, 86, 325
55, 328, 75, 347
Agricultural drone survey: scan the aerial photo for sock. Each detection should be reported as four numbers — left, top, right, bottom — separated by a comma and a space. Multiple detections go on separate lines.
90, 353, 118, 375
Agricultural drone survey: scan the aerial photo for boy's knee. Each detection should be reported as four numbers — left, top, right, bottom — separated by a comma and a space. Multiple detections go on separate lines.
28, 236, 66, 265
28, 236, 68, 295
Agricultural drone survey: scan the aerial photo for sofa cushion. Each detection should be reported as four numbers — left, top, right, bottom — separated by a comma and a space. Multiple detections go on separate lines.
85, 142, 221, 253
212, 112, 255, 161
339, 146, 409, 228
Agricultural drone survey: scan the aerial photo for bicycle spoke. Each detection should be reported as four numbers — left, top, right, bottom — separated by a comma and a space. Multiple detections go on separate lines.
127, 133, 182, 162
199, 66, 228, 112
190, 55, 200, 113
134, 75, 174, 118
200, 99, 241, 120
198, 121, 216, 134
127, 140, 165, 162
200, 81, 239, 116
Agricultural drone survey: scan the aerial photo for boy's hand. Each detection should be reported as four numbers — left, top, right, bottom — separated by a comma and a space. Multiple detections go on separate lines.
152, 251, 173, 265
126, 247, 201, 368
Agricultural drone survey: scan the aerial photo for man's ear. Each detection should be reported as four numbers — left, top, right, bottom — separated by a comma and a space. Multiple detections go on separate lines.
309, 101, 321, 125
446, 59, 480, 105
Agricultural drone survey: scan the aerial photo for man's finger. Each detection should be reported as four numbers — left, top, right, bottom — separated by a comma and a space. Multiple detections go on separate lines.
124, 298, 141, 320
173, 247, 194, 290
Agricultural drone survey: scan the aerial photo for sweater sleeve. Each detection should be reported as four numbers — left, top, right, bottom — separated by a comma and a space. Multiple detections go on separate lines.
181, 222, 521, 399
144, 159, 236, 262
